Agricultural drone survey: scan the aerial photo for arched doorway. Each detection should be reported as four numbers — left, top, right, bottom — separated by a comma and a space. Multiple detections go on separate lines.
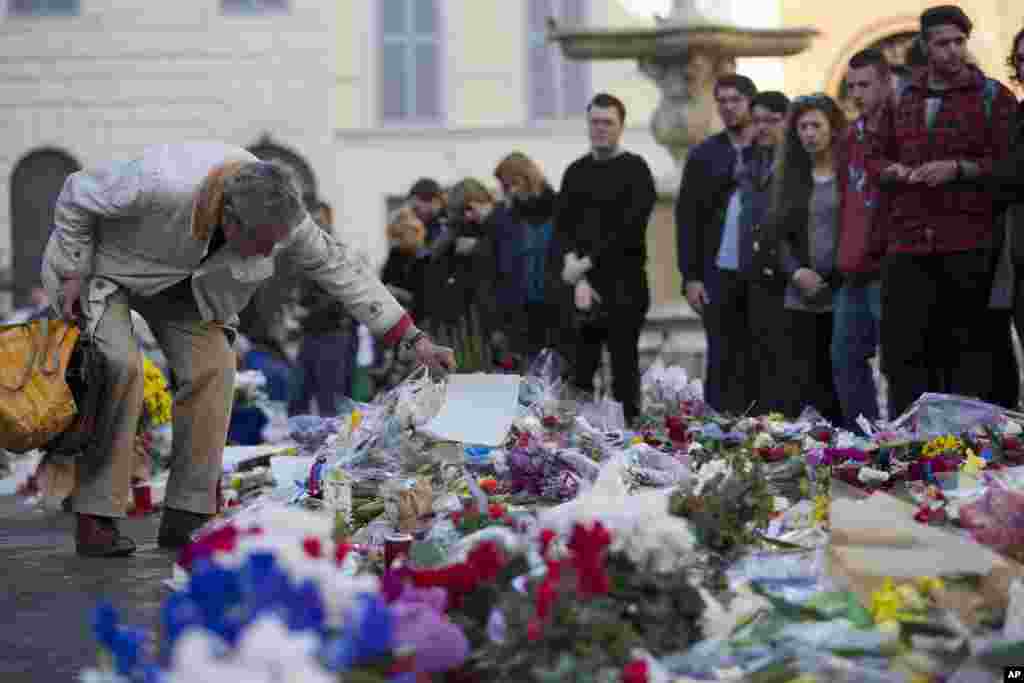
9, 148, 80, 307
836, 31, 917, 118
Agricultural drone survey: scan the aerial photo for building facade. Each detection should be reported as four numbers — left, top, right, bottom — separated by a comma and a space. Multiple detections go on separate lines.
0, 0, 338, 309
1, 0, 1020, 315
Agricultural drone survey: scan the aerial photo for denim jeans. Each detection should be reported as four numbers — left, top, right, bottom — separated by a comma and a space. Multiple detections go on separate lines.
831, 280, 881, 431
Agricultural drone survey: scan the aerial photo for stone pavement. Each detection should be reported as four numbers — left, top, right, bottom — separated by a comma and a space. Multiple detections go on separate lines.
0, 496, 169, 683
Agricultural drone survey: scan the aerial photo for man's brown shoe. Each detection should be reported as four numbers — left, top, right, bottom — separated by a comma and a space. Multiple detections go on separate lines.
157, 508, 212, 549
76, 514, 137, 558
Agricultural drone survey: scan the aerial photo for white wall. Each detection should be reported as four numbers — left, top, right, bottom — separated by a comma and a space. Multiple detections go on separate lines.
0, 0, 338, 289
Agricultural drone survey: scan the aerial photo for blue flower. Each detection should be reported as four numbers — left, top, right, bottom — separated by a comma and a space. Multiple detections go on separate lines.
351, 593, 393, 664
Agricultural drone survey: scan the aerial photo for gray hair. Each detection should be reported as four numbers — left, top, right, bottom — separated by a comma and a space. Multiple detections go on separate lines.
223, 161, 305, 233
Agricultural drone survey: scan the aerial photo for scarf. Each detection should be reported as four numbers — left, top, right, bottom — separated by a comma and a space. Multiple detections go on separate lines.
190, 159, 248, 242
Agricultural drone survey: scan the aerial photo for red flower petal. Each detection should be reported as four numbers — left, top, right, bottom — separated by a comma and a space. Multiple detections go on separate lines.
302, 536, 323, 559
335, 542, 353, 566
622, 659, 649, 683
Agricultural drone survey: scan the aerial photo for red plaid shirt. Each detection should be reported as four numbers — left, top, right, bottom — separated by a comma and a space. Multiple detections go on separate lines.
869, 66, 1017, 255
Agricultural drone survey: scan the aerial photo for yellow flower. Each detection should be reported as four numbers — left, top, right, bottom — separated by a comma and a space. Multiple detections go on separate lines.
350, 409, 362, 432
142, 357, 172, 427
921, 435, 963, 460
914, 576, 944, 595
813, 493, 830, 525
630, 436, 644, 446
870, 577, 905, 625
961, 450, 986, 475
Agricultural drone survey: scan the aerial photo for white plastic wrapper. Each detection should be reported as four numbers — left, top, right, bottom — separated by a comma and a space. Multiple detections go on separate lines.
641, 360, 704, 413
539, 454, 699, 573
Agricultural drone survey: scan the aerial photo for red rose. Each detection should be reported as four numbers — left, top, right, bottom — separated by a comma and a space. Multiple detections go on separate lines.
527, 618, 543, 642
542, 415, 559, 428
488, 503, 507, 520
335, 542, 353, 566
622, 660, 649, 683
302, 536, 323, 559
540, 529, 558, 556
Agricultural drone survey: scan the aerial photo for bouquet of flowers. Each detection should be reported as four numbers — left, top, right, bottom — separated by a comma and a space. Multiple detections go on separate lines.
134, 358, 173, 482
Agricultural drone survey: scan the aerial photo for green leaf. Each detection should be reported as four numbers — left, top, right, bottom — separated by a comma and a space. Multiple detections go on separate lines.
409, 540, 448, 568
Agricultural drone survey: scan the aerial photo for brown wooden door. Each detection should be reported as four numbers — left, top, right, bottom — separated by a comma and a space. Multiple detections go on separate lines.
9, 149, 80, 307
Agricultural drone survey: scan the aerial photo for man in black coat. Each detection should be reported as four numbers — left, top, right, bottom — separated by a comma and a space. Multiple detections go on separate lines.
555, 92, 657, 425
675, 74, 758, 414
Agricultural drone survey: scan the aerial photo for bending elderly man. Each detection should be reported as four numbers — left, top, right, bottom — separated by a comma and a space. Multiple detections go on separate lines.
42, 142, 455, 558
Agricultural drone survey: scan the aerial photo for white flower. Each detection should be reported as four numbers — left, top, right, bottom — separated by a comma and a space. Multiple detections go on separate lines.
538, 456, 698, 572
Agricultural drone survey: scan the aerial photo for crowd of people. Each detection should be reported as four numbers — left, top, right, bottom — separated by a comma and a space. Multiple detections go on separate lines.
251, 92, 658, 426
230, 3, 1024, 436
681, 5, 1024, 432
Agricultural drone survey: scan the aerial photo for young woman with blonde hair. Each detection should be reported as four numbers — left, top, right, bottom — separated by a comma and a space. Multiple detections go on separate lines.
492, 152, 569, 367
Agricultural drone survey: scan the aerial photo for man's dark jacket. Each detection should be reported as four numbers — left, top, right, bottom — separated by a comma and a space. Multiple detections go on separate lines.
675, 131, 741, 286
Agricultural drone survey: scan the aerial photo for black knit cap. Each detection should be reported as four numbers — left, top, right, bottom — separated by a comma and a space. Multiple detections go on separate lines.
408, 177, 443, 200
920, 5, 972, 36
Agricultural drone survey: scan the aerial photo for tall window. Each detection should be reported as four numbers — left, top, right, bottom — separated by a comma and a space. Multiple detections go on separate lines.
7, 0, 78, 17
379, 0, 443, 124
220, 0, 288, 14
527, 0, 590, 121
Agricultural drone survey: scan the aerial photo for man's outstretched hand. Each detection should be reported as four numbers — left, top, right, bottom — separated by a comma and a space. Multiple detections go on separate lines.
413, 335, 456, 373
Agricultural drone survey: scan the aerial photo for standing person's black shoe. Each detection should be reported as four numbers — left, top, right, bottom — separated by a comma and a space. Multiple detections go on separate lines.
157, 507, 213, 549
76, 514, 137, 557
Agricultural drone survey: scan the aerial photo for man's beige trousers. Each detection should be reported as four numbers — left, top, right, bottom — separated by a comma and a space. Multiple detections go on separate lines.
71, 286, 236, 518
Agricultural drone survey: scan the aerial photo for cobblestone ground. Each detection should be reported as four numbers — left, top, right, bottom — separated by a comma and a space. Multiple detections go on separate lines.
0, 496, 168, 683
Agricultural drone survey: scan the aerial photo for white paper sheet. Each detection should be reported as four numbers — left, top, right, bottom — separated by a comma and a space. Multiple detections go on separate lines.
419, 373, 522, 446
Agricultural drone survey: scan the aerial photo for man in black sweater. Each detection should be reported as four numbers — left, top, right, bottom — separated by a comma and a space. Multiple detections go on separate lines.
555, 92, 657, 425
675, 74, 758, 414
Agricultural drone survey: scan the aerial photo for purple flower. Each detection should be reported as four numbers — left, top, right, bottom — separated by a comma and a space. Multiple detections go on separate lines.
809, 448, 869, 468
394, 585, 448, 613
390, 602, 469, 673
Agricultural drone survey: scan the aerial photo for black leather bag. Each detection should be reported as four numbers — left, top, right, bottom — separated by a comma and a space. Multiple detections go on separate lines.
45, 333, 108, 457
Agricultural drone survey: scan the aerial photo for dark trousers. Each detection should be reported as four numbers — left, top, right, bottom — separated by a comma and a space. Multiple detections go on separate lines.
289, 330, 356, 416
786, 309, 843, 424
831, 281, 882, 431
573, 317, 643, 426
702, 268, 755, 414
748, 278, 793, 415
985, 309, 1020, 409
881, 250, 995, 419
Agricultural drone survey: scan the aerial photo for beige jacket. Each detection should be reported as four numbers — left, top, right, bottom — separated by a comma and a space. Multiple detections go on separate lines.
41, 142, 409, 340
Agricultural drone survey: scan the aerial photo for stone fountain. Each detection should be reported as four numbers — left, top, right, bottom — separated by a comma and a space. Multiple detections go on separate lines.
548, 0, 819, 375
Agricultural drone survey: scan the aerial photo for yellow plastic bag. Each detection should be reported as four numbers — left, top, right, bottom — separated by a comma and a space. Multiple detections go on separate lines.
0, 318, 80, 453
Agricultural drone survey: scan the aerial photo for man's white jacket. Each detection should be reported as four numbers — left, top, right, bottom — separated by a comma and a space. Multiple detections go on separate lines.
41, 141, 409, 342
